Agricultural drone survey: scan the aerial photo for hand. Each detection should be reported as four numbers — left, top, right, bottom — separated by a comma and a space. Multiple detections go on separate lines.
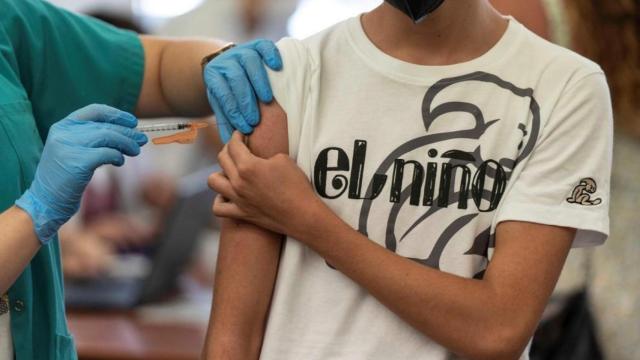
203, 39, 282, 143
15, 104, 148, 244
207, 132, 321, 237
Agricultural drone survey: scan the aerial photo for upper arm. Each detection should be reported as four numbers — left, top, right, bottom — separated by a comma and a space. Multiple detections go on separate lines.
207, 101, 289, 355
136, 36, 173, 117
484, 221, 573, 348
484, 72, 612, 350
247, 100, 289, 157
494, 73, 612, 247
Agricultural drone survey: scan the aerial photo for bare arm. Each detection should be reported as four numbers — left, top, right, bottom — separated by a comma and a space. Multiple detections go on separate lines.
135, 36, 226, 118
204, 102, 289, 359
297, 213, 573, 359
0, 207, 41, 294
209, 144, 576, 359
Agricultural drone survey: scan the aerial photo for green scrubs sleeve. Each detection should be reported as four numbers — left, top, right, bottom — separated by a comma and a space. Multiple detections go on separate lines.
1, 0, 144, 138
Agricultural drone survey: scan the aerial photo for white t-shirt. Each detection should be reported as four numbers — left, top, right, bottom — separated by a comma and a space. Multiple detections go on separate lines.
262, 16, 612, 360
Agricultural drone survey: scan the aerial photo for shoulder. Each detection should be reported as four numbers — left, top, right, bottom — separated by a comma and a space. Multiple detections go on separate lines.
0, 0, 33, 31
0, 0, 52, 24
266, 22, 349, 158
526, 32, 609, 110
267, 37, 315, 103
267, 32, 328, 107
273, 17, 352, 72
0, 0, 35, 13
272, 37, 315, 74
514, 20, 603, 84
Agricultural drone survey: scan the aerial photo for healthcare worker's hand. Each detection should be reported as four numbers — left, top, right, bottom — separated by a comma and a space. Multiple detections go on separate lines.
15, 104, 148, 245
204, 39, 282, 143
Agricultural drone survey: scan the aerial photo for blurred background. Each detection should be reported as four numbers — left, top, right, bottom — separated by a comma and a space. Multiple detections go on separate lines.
47, 0, 639, 359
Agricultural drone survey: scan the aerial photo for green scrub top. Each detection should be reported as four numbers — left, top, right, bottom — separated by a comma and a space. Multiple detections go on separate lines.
0, 0, 144, 358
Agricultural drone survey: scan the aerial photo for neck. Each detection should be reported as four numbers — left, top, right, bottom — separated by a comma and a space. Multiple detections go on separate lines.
361, 1, 508, 66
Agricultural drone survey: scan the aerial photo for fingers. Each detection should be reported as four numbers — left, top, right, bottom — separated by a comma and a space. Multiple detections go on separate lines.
87, 148, 126, 168
212, 194, 247, 219
93, 122, 148, 146
69, 104, 138, 128
225, 61, 259, 126
227, 131, 255, 172
217, 145, 239, 182
207, 69, 253, 135
208, 172, 238, 200
208, 89, 233, 144
203, 40, 280, 137
85, 130, 142, 157
237, 51, 274, 108
253, 39, 283, 71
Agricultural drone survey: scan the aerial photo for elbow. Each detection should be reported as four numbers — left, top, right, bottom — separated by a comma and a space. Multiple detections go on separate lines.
463, 322, 532, 360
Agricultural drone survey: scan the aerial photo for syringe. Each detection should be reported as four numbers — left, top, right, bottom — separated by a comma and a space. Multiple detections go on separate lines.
136, 121, 192, 133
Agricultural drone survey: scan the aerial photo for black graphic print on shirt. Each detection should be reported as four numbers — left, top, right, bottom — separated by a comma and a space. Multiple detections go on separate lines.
312, 72, 542, 278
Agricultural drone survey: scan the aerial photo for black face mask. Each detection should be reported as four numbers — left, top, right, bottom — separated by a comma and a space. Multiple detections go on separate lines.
385, 0, 446, 23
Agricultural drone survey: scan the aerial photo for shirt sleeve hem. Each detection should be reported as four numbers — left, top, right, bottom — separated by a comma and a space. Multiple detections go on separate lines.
115, 31, 144, 114
495, 203, 609, 248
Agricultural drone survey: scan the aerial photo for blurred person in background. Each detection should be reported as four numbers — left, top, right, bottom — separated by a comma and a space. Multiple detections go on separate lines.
490, 0, 549, 39
159, 0, 297, 42
563, 1, 640, 359
0, 0, 280, 358
204, 0, 613, 359
59, 162, 177, 278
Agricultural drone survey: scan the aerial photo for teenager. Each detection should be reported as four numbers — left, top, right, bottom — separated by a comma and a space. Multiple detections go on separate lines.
205, 1, 613, 358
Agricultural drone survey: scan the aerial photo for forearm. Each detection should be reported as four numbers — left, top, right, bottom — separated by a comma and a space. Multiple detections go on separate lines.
136, 36, 225, 118
296, 209, 556, 360
204, 220, 282, 359
0, 207, 41, 294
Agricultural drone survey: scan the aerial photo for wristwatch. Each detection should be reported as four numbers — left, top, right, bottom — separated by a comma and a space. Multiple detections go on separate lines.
201, 42, 236, 69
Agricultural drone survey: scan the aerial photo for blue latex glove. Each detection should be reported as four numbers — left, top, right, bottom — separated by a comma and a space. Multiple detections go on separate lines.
204, 39, 283, 143
15, 104, 148, 245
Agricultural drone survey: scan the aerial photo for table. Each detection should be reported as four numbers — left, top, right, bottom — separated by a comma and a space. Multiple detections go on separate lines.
68, 310, 207, 360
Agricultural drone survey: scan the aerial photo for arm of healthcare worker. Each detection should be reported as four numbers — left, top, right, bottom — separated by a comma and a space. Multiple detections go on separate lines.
203, 102, 289, 359
208, 130, 575, 360
0, 105, 147, 295
135, 36, 226, 118
138, 37, 282, 139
